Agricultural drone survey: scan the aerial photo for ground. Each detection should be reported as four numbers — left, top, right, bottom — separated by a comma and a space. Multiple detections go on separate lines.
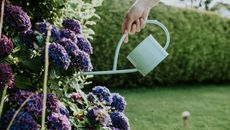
115, 85, 230, 130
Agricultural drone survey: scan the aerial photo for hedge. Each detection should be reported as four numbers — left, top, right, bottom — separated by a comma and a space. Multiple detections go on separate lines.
90, 2, 230, 87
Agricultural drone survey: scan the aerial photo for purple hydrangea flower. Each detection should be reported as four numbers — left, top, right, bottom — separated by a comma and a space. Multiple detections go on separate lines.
35, 22, 60, 42
111, 93, 127, 112
59, 103, 69, 117
69, 92, 82, 102
71, 50, 93, 72
86, 107, 111, 126
62, 19, 81, 34
20, 30, 36, 49
47, 112, 71, 130
76, 35, 93, 55
110, 112, 130, 130
0, 63, 14, 89
4, 4, 31, 31
11, 91, 60, 116
87, 92, 96, 103
92, 86, 112, 104
48, 43, 71, 70
58, 38, 79, 56
0, 35, 13, 57
60, 29, 77, 41
1, 110, 39, 130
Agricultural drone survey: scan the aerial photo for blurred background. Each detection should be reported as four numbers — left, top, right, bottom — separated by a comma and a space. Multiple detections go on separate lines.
90, 0, 230, 129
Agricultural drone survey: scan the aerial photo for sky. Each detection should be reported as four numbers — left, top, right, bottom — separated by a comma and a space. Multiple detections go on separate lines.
161, 0, 230, 8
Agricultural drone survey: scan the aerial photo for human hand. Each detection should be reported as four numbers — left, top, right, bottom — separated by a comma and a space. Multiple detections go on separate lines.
122, 0, 157, 43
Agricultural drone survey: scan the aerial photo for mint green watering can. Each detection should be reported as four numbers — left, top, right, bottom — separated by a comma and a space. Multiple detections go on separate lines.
81, 20, 170, 77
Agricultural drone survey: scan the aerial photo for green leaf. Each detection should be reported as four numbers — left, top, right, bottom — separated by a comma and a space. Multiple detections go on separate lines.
14, 75, 33, 89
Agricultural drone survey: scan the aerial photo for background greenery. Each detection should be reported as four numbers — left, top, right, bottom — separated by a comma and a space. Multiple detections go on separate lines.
116, 85, 230, 130
91, 1, 230, 87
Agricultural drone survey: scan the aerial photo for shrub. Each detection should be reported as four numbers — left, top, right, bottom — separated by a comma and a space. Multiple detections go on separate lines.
91, 3, 230, 87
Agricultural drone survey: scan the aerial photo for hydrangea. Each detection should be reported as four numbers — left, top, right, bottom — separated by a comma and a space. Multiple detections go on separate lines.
71, 50, 93, 72
87, 92, 96, 103
10, 91, 60, 116
1, 110, 39, 130
47, 112, 71, 130
92, 86, 112, 104
62, 19, 81, 34
48, 43, 71, 70
111, 93, 126, 112
20, 30, 36, 49
110, 112, 130, 130
76, 35, 93, 55
35, 22, 60, 42
69, 92, 82, 102
0, 63, 14, 89
59, 103, 69, 117
60, 29, 77, 41
86, 107, 111, 126
4, 4, 31, 31
0, 35, 13, 57
58, 38, 79, 56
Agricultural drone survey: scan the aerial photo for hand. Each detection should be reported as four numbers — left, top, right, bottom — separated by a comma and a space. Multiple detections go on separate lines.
122, 0, 156, 43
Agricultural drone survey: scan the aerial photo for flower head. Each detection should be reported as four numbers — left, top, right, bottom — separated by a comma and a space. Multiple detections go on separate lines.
35, 22, 60, 42
60, 29, 77, 41
58, 38, 79, 56
47, 112, 71, 130
62, 19, 81, 34
20, 30, 36, 49
87, 92, 96, 103
47, 93, 60, 113
92, 86, 112, 104
0, 63, 14, 89
76, 35, 93, 55
110, 112, 130, 130
4, 4, 31, 31
86, 107, 111, 126
182, 111, 190, 120
48, 43, 71, 70
0, 35, 13, 57
69, 92, 83, 102
111, 93, 126, 112
71, 50, 93, 72
1, 110, 39, 130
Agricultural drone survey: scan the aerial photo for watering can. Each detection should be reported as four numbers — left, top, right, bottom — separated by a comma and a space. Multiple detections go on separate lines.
80, 20, 170, 77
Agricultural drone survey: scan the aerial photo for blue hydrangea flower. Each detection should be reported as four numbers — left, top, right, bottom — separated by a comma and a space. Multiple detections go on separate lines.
35, 22, 60, 42
92, 86, 112, 104
46, 93, 60, 113
47, 112, 71, 130
0, 35, 13, 57
58, 38, 79, 56
4, 4, 31, 31
111, 93, 127, 112
71, 50, 93, 72
1, 110, 39, 130
86, 107, 111, 126
76, 35, 93, 55
60, 29, 77, 41
62, 19, 81, 34
59, 104, 69, 117
110, 112, 130, 130
48, 43, 71, 70
0, 63, 14, 89
20, 30, 36, 49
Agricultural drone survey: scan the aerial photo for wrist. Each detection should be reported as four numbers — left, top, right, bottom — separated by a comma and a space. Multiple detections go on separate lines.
136, 0, 159, 9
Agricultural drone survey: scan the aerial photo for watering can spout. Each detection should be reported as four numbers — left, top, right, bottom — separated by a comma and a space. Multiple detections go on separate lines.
79, 20, 170, 76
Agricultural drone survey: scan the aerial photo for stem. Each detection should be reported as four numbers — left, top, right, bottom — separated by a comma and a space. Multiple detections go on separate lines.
41, 24, 52, 130
183, 119, 189, 130
0, 0, 5, 37
6, 94, 34, 130
0, 85, 7, 117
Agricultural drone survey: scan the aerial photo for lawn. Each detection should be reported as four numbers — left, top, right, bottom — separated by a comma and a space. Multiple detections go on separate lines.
115, 85, 230, 130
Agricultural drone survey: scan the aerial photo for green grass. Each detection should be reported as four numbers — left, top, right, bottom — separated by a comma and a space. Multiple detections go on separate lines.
114, 85, 230, 130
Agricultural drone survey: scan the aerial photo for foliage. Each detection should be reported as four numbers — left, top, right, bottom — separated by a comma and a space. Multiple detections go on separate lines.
91, 3, 230, 87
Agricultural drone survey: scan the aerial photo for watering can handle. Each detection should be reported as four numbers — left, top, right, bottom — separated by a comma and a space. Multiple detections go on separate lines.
113, 20, 170, 70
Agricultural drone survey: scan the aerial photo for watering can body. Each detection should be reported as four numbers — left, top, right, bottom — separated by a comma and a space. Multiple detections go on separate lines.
81, 20, 170, 77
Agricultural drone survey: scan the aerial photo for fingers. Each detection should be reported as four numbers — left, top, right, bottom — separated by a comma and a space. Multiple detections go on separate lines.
140, 18, 145, 29
136, 19, 141, 32
122, 15, 135, 43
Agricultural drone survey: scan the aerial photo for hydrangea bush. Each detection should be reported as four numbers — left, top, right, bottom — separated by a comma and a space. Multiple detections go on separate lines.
0, 0, 130, 130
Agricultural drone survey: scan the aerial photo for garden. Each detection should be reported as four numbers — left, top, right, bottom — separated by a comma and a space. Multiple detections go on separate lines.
0, 0, 229, 130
